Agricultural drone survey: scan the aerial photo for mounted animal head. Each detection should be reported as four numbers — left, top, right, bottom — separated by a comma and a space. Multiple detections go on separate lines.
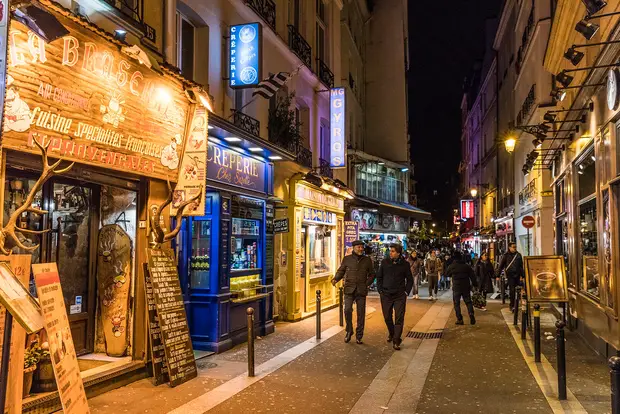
149, 181, 203, 245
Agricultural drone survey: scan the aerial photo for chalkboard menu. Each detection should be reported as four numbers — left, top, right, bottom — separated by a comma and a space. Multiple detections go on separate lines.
143, 263, 169, 386
146, 248, 197, 387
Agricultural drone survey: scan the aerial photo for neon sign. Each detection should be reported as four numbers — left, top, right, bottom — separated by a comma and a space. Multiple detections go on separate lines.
330, 87, 345, 168
460, 200, 474, 220
229, 23, 262, 88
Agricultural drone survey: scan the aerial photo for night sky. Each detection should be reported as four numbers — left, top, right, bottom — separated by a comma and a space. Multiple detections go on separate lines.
408, 0, 502, 231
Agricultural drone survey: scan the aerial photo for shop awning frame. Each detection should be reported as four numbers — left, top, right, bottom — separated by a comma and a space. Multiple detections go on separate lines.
347, 195, 432, 221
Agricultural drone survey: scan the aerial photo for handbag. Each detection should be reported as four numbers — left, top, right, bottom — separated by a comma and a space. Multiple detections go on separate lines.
472, 290, 486, 309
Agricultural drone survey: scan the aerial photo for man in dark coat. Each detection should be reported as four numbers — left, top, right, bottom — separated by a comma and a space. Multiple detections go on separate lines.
445, 251, 478, 325
496, 242, 525, 312
377, 244, 414, 350
332, 240, 375, 344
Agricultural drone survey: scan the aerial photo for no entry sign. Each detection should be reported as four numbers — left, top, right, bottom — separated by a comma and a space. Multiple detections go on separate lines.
522, 215, 535, 229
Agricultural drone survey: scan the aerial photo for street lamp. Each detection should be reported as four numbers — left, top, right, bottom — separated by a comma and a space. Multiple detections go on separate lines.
470, 188, 478, 198
504, 137, 516, 153
432, 223, 436, 227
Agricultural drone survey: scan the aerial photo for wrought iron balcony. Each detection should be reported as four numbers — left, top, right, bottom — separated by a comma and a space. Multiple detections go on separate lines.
101, 0, 156, 41
288, 25, 312, 68
317, 60, 334, 88
245, 0, 276, 31
296, 146, 313, 169
232, 110, 261, 137
318, 158, 333, 179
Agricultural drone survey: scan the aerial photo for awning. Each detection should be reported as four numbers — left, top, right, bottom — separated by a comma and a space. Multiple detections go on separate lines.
348, 196, 431, 221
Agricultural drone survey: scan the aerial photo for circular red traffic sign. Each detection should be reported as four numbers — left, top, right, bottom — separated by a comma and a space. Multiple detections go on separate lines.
522, 215, 535, 229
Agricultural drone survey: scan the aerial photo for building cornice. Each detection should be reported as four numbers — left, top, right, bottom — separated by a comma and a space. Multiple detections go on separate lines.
543, 0, 583, 73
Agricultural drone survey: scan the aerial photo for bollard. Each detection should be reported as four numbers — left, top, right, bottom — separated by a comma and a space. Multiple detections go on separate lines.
501, 277, 506, 304
521, 290, 528, 340
514, 286, 521, 326
246, 307, 255, 377
338, 287, 344, 327
316, 290, 322, 340
556, 320, 567, 400
609, 356, 620, 414
533, 304, 541, 363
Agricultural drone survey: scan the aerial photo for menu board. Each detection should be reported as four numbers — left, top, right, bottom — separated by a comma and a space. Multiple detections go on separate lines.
33, 263, 89, 414
143, 263, 169, 386
0, 262, 43, 334
524, 256, 568, 303
146, 248, 197, 387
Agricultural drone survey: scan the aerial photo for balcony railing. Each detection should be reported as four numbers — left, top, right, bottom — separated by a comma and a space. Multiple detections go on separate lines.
317, 59, 334, 88
288, 25, 312, 68
232, 110, 260, 137
245, 0, 276, 31
101, 0, 156, 41
318, 158, 333, 178
296, 146, 313, 169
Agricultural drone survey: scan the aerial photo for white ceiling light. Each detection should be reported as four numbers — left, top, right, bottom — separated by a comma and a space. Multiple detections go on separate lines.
248, 147, 264, 152
224, 137, 242, 142
268, 155, 283, 160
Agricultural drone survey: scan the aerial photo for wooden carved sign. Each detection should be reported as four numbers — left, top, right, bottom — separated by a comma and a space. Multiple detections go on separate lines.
96, 224, 132, 357
3, 5, 190, 180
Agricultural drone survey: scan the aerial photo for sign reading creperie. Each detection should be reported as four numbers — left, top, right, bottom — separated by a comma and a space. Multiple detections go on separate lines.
3, 8, 190, 180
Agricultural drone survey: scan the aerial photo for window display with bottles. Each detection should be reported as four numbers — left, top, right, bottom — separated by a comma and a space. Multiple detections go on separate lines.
190, 220, 211, 289
231, 218, 260, 270
306, 225, 334, 278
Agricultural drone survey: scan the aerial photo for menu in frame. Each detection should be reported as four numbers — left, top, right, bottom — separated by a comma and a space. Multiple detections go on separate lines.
146, 248, 197, 387
143, 263, 169, 386
524, 256, 569, 303
33, 263, 90, 414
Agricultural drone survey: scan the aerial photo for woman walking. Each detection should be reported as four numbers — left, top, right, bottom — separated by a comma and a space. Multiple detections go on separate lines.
475, 251, 494, 310
407, 250, 422, 299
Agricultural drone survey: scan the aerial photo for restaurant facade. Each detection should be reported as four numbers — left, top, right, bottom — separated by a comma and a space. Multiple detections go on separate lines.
0, 1, 206, 410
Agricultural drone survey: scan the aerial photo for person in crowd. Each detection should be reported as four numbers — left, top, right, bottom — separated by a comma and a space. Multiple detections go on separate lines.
475, 251, 495, 310
496, 242, 524, 312
446, 251, 478, 325
377, 244, 414, 350
332, 240, 375, 344
472, 253, 479, 268
441, 252, 454, 290
425, 249, 442, 300
406, 250, 422, 299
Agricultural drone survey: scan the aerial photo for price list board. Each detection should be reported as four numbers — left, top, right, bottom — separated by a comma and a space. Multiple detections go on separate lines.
143, 263, 169, 386
146, 248, 197, 387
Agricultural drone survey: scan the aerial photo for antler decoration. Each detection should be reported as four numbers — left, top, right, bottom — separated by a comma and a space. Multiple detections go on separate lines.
150, 181, 203, 245
0, 137, 74, 255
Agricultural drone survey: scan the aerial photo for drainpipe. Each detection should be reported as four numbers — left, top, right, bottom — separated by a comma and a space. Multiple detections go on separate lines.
163, 0, 177, 66
495, 50, 500, 224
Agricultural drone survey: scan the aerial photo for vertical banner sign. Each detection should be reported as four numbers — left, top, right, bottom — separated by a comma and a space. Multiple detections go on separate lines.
172, 106, 207, 216
460, 199, 474, 220
33, 263, 90, 414
344, 221, 359, 255
229, 22, 262, 88
0, 0, 9, 133
330, 87, 346, 168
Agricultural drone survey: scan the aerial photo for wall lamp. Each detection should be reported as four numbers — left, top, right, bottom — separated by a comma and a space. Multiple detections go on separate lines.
565, 40, 620, 66
546, 102, 594, 116
574, 1, 610, 40
185, 87, 213, 111
14, 4, 69, 42
551, 88, 567, 102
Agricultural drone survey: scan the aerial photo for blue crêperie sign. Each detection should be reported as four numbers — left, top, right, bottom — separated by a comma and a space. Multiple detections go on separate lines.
229, 23, 262, 88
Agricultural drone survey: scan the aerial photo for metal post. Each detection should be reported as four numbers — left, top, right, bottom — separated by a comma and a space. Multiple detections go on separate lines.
338, 287, 344, 327
556, 320, 567, 400
534, 304, 541, 363
246, 307, 255, 377
514, 286, 521, 326
0, 313, 13, 412
521, 290, 528, 340
501, 277, 506, 304
526, 228, 531, 256
316, 290, 322, 340
609, 356, 620, 414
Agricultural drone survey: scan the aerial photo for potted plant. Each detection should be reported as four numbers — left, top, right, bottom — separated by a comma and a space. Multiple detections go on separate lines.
23, 339, 49, 398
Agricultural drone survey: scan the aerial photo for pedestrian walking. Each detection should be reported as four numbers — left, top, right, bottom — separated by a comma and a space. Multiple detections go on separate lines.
332, 240, 375, 344
474, 251, 494, 310
496, 242, 524, 312
425, 250, 442, 300
406, 250, 422, 299
377, 244, 413, 350
445, 251, 478, 325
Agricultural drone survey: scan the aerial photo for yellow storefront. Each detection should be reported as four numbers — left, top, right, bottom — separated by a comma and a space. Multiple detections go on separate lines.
274, 174, 350, 321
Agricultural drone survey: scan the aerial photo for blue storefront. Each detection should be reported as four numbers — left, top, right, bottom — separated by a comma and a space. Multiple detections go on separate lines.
178, 115, 288, 352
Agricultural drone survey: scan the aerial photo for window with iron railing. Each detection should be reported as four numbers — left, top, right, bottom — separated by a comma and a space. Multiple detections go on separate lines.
245, 0, 276, 31
516, 84, 536, 126
516, 3, 535, 73
288, 25, 312, 68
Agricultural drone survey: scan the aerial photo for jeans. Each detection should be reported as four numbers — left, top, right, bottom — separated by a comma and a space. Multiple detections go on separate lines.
508, 278, 521, 310
428, 275, 439, 297
411, 275, 419, 295
344, 293, 367, 339
380, 292, 407, 344
453, 290, 475, 321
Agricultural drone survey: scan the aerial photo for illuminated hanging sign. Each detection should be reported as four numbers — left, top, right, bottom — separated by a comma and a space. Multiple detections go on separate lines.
460, 199, 474, 220
207, 141, 267, 193
330, 87, 345, 168
229, 23, 262, 88
3, 8, 190, 181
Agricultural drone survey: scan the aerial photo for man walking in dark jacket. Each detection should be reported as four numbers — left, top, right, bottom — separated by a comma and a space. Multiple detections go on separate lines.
445, 251, 478, 325
377, 244, 414, 350
332, 240, 375, 344
496, 242, 525, 312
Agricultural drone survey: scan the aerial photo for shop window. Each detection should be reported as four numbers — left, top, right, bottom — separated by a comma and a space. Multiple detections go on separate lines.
579, 197, 598, 297
577, 151, 596, 199
603, 189, 613, 308
307, 225, 334, 277
190, 220, 211, 289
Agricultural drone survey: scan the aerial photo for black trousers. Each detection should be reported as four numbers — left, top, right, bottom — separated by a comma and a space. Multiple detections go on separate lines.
428, 275, 439, 296
508, 278, 520, 310
453, 290, 475, 321
380, 292, 407, 344
344, 293, 367, 339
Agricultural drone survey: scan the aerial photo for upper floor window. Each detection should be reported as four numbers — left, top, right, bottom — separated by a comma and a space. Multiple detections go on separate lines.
354, 163, 409, 203
290, 0, 301, 29
316, 0, 327, 64
176, 12, 195, 81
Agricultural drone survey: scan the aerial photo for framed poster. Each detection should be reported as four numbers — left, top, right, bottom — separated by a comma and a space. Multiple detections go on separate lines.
524, 256, 568, 303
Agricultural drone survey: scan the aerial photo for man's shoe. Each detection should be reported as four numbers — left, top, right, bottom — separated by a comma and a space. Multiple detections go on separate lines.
356, 338, 363, 344
344, 332, 352, 343
387, 335, 393, 343
428, 296, 433, 301
470, 315, 476, 325
455, 319, 464, 325
393, 342, 401, 350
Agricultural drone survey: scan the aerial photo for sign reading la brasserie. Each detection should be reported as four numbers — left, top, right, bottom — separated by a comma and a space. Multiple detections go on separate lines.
3, 9, 190, 180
